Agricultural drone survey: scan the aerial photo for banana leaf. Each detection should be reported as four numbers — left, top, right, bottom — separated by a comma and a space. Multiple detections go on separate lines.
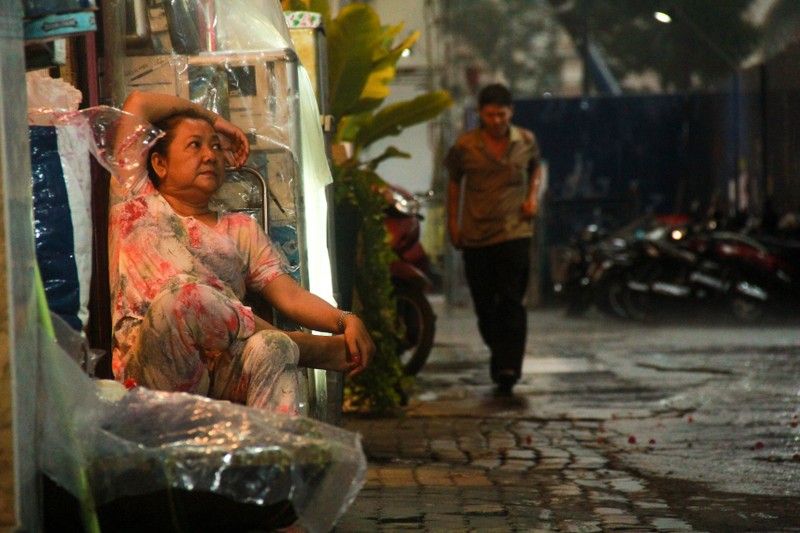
349, 31, 421, 115
365, 146, 411, 172
352, 91, 453, 151
327, 4, 383, 118
376, 22, 404, 50
374, 31, 419, 72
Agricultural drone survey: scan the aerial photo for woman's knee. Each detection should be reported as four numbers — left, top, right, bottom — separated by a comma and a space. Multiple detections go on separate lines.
147, 280, 238, 327
244, 330, 300, 369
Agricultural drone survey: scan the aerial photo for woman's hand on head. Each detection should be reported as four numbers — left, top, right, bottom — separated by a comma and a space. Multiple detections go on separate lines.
342, 314, 375, 378
214, 116, 250, 168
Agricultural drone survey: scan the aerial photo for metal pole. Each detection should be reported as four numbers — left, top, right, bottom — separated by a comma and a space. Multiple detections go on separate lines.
0, 1, 41, 529
581, 0, 590, 96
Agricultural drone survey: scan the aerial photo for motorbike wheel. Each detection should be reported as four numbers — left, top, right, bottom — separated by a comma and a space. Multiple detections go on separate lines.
596, 275, 631, 319
729, 294, 766, 323
394, 284, 436, 375
621, 260, 665, 323
622, 287, 655, 322
565, 282, 593, 317
723, 269, 768, 323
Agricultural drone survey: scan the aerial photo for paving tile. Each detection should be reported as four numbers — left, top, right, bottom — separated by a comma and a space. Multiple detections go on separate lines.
505, 448, 537, 460
377, 467, 418, 487
450, 469, 494, 487
414, 466, 456, 486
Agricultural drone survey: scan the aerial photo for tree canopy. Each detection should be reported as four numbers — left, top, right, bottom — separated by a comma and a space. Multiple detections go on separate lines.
442, 0, 764, 94
440, 0, 565, 97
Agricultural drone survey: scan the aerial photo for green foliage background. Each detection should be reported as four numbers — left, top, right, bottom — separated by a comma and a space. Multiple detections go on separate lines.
283, 0, 452, 414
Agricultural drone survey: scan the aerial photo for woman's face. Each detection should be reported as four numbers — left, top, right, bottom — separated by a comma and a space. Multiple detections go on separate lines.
151, 117, 225, 204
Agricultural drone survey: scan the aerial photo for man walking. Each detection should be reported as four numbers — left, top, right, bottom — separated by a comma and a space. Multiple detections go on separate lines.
445, 83, 542, 396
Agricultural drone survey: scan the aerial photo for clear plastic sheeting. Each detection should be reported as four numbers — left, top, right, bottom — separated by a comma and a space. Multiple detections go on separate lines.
39, 312, 367, 533
121, 0, 293, 56
105, 0, 336, 294
45, 105, 163, 202
107, 0, 306, 282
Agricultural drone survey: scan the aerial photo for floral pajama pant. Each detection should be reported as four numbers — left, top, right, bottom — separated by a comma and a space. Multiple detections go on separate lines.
123, 279, 300, 414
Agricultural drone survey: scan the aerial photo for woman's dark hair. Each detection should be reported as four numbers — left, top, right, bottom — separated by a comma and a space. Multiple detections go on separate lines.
146, 109, 214, 189
478, 83, 513, 108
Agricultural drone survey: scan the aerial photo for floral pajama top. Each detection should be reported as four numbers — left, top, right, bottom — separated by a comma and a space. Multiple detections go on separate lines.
109, 193, 286, 382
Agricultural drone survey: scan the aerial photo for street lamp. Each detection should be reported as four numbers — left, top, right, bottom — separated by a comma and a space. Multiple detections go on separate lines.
653, 6, 744, 214
654, 11, 672, 24
653, 8, 737, 70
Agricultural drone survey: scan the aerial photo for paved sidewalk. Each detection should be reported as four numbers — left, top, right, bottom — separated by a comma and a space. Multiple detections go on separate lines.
337, 416, 699, 532
333, 297, 800, 532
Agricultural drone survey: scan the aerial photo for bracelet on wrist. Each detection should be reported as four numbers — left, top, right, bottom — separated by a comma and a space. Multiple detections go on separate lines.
337, 310, 354, 334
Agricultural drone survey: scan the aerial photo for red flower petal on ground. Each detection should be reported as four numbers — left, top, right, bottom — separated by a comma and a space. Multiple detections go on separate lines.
753, 441, 765, 450
687, 416, 694, 423
649, 439, 656, 445
123, 378, 138, 390
628, 435, 637, 444
526, 435, 532, 445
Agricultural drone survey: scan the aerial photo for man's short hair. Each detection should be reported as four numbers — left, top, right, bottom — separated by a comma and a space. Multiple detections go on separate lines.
478, 83, 513, 108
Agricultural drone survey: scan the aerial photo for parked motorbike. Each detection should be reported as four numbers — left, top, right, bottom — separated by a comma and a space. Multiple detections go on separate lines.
553, 223, 604, 316
554, 215, 666, 319
383, 184, 437, 375
710, 230, 800, 320
559, 208, 800, 323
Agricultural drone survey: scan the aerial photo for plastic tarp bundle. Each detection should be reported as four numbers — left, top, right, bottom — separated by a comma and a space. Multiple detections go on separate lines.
27, 71, 92, 331
40, 311, 367, 532
65, 104, 163, 201
30, 126, 84, 331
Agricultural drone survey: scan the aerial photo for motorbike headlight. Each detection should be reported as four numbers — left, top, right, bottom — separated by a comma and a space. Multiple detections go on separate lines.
391, 190, 421, 216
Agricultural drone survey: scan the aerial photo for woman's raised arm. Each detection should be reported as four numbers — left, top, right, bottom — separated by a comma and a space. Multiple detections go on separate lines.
122, 91, 250, 167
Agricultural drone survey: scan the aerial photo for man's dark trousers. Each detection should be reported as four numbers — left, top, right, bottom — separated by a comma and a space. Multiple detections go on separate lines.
463, 237, 530, 384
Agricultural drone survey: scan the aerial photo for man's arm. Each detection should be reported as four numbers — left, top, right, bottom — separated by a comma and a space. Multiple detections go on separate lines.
522, 163, 541, 219
447, 178, 463, 249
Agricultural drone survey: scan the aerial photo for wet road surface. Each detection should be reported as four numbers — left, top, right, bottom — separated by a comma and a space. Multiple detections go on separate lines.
336, 297, 800, 532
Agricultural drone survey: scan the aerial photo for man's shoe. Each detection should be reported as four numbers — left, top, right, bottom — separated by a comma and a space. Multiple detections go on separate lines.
495, 371, 516, 397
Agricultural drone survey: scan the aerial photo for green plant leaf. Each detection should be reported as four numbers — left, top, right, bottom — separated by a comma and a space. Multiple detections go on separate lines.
346, 31, 420, 116
334, 112, 369, 145
359, 64, 397, 103
342, 68, 397, 117
376, 31, 419, 70
377, 22, 405, 51
327, 4, 384, 118
322, 0, 453, 414
365, 146, 411, 171
353, 90, 453, 150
